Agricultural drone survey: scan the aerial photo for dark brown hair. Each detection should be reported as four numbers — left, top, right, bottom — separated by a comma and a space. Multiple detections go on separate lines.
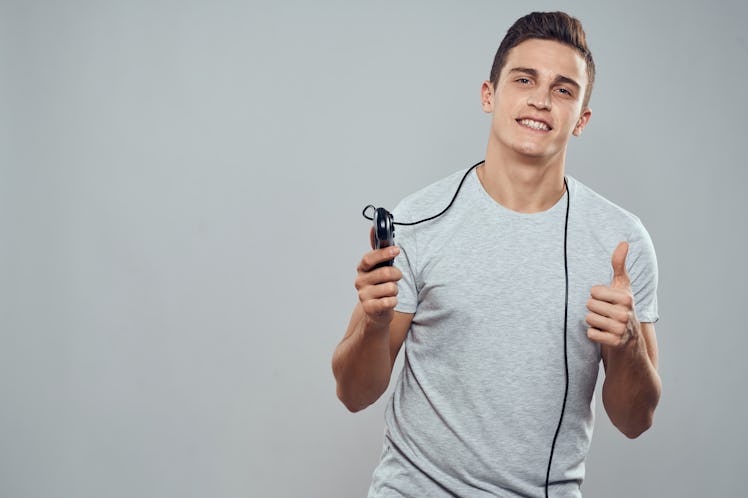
490, 11, 595, 108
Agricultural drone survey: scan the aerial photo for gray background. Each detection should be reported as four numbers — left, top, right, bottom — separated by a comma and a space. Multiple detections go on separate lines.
1, 0, 746, 497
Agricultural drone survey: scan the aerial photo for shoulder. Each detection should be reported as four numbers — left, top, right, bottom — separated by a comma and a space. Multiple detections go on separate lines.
568, 176, 658, 287
392, 167, 473, 221
568, 175, 650, 241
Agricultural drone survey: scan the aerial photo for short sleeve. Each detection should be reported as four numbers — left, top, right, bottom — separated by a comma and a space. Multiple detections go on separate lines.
627, 220, 659, 323
392, 203, 418, 314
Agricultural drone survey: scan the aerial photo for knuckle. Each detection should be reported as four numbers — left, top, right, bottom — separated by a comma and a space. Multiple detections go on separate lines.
361, 300, 374, 315
623, 293, 634, 308
370, 300, 382, 313
378, 298, 393, 313
387, 282, 398, 295
354, 275, 365, 290
382, 267, 395, 282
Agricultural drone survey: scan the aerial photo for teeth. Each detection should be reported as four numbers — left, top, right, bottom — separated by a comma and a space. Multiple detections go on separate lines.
519, 119, 550, 131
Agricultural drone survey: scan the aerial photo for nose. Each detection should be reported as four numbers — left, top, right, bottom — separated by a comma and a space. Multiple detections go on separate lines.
527, 86, 552, 110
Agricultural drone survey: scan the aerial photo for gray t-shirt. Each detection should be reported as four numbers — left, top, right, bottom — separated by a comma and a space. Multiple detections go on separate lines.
368, 167, 658, 497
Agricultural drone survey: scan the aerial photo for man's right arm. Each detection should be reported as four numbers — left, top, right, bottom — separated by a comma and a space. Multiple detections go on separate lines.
332, 241, 414, 413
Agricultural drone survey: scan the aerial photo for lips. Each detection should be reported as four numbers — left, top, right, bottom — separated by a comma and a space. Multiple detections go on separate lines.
516, 118, 552, 131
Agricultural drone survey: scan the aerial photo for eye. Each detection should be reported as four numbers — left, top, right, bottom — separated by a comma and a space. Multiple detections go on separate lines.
556, 87, 573, 97
516, 77, 531, 84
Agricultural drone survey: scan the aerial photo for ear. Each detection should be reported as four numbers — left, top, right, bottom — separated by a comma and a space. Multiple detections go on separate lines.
572, 107, 592, 136
480, 80, 494, 113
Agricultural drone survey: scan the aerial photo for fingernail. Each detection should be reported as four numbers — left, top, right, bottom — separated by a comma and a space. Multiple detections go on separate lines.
390, 247, 399, 256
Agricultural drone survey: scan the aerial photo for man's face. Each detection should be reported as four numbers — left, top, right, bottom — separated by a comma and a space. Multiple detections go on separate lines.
482, 38, 591, 162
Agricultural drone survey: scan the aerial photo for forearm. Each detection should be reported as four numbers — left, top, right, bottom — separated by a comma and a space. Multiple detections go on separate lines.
601, 333, 661, 438
332, 312, 393, 412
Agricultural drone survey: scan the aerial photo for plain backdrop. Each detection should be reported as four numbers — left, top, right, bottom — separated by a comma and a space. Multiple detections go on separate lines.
2, 0, 747, 497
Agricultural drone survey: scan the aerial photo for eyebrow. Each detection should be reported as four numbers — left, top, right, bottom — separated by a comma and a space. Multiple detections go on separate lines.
507, 67, 581, 91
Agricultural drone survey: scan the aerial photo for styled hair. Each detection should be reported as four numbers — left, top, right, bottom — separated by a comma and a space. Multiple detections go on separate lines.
490, 11, 595, 108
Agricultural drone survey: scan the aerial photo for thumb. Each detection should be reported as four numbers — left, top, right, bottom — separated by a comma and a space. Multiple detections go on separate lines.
369, 227, 376, 250
610, 241, 631, 289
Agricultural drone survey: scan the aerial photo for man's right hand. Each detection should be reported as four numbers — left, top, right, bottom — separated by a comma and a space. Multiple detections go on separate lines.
333, 228, 412, 412
355, 227, 403, 329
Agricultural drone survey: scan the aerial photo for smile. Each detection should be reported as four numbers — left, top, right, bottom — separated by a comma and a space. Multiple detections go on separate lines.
517, 119, 551, 131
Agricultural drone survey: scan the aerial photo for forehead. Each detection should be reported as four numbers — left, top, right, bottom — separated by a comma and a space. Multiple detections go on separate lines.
501, 38, 587, 84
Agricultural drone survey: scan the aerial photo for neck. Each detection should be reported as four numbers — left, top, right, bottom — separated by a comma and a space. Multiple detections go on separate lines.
478, 142, 567, 213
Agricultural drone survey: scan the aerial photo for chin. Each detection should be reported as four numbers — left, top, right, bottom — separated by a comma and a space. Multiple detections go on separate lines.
513, 144, 548, 157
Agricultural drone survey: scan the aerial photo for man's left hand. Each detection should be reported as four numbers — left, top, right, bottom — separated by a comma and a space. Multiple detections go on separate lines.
585, 241, 640, 348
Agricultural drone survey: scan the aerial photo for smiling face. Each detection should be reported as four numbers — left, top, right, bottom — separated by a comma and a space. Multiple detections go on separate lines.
482, 38, 592, 163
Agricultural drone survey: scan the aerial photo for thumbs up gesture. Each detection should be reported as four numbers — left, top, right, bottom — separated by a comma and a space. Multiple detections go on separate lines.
586, 241, 640, 348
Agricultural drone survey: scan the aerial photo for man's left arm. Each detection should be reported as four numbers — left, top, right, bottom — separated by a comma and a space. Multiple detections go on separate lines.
586, 241, 662, 439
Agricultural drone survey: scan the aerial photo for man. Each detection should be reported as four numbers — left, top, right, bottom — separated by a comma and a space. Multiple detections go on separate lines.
332, 11, 660, 497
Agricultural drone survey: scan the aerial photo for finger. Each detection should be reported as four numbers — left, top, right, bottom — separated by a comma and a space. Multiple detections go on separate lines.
355, 265, 403, 289
585, 312, 626, 336
369, 227, 376, 250
587, 327, 622, 347
358, 281, 399, 302
358, 246, 400, 272
610, 241, 630, 289
590, 285, 634, 308
361, 296, 398, 316
586, 298, 630, 322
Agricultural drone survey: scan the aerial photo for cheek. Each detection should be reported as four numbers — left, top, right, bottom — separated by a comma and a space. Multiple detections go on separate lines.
494, 98, 519, 120
559, 110, 583, 133
494, 109, 517, 132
